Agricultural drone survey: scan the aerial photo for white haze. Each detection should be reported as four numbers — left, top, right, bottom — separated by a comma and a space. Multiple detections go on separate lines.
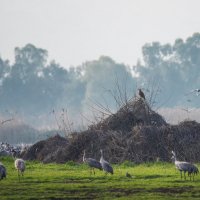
1, 0, 200, 68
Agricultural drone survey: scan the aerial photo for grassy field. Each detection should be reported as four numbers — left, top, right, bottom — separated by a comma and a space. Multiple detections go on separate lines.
0, 157, 200, 199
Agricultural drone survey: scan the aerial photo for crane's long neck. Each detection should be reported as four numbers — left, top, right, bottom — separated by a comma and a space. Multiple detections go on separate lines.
173, 154, 178, 164
100, 150, 104, 162
83, 150, 86, 162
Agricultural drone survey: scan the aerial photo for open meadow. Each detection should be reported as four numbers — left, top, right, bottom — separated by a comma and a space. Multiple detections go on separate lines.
0, 157, 200, 200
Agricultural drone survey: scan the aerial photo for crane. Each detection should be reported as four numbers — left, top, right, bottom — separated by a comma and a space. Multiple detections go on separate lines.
15, 158, 26, 181
83, 150, 102, 175
100, 149, 113, 175
171, 151, 198, 181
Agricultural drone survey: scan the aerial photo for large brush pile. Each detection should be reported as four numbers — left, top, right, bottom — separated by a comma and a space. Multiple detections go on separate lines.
90, 98, 167, 131
22, 98, 200, 163
22, 134, 69, 163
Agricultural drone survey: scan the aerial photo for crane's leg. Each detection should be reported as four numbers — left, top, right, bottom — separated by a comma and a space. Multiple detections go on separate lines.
90, 168, 92, 175
18, 169, 20, 181
188, 172, 191, 181
93, 168, 95, 175
184, 171, 186, 180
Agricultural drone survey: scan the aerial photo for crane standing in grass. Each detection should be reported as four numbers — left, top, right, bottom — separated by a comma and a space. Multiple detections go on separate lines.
100, 149, 113, 175
15, 158, 26, 180
83, 150, 102, 175
171, 151, 199, 181
0, 162, 6, 180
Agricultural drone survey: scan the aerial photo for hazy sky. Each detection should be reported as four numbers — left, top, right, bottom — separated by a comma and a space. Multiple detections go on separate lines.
1, 0, 200, 68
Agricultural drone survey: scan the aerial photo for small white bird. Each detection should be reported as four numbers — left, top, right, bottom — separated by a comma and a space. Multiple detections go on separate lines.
15, 159, 25, 181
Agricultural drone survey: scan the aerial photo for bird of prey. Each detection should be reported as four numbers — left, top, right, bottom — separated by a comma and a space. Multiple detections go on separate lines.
138, 89, 146, 99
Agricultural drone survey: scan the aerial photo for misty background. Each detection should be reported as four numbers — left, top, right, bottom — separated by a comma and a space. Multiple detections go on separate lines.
0, 33, 200, 144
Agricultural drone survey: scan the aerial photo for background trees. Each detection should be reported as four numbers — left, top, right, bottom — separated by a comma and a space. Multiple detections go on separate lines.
134, 33, 200, 107
0, 33, 199, 130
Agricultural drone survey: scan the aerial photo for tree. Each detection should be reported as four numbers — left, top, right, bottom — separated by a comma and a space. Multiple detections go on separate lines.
134, 33, 200, 107
80, 56, 137, 114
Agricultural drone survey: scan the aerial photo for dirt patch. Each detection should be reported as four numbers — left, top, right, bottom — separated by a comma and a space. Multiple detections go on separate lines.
109, 188, 144, 195
109, 186, 194, 197
152, 186, 194, 194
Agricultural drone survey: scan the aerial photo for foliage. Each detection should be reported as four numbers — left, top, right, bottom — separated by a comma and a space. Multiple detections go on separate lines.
0, 33, 200, 130
65, 160, 80, 167
134, 33, 200, 108
120, 160, 136, 168
0, 46, 135, 128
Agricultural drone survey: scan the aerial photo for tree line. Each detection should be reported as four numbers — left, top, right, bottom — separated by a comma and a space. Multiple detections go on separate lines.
0, 33, 199, 128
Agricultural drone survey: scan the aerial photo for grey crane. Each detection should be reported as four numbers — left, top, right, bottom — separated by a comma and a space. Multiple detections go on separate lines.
100, 149, 113, 175
171, 151, 199, 181
15, 158, 26, 181
0, 162, 6, 180
83, 150, 102, 175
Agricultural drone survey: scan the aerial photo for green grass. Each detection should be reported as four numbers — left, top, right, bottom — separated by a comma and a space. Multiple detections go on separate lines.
0, 157, 200, 199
